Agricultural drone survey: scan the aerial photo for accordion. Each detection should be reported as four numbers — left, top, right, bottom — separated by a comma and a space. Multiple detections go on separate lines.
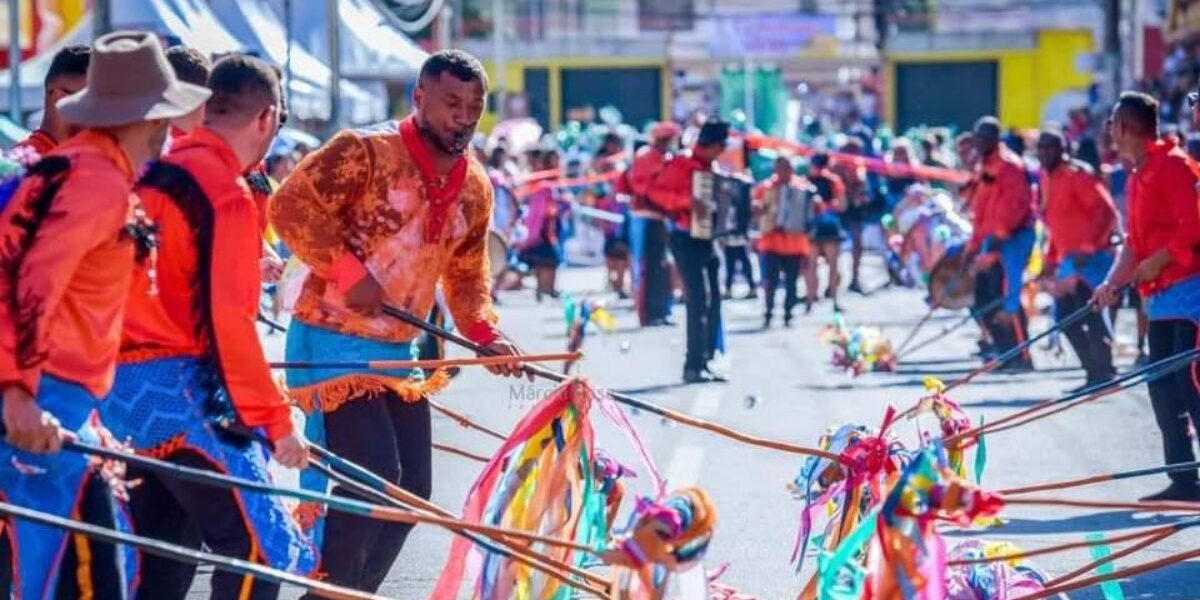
691, 171, 752, 240
761, 183, 815, 235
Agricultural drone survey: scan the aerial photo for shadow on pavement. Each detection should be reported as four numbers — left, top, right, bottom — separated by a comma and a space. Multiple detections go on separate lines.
948, 511, 1190, 537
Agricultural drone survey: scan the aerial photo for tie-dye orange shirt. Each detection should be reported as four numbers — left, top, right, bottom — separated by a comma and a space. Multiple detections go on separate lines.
270, 116, 499, 345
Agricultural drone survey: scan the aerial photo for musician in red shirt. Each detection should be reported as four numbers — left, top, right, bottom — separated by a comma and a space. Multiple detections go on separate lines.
11, 45, 90, 159
648, 119, 731, 383
1095, 92, 1200, 501
967, 117, 1037, 371
626, 122, 680, 326
1036, 130, 1119, 389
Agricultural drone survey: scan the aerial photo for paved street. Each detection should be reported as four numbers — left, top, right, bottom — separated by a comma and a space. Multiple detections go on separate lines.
193, 262, 1199, 599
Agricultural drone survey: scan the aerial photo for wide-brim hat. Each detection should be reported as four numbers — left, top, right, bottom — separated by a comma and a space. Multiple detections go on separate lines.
57, 30, 211, 128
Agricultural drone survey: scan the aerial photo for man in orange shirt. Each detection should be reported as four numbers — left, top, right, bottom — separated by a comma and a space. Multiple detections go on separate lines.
1095, 92, 1200, 501
648, 119, 731, 383
11, 45, 90, 158
626, 122, 680, 327
101, 55, 314, 599
967, 116, 1037, 371
1036, 130, 1119, 389
755, 156, 816, 327
0, 31, 208, 599
271, 50, 524, 593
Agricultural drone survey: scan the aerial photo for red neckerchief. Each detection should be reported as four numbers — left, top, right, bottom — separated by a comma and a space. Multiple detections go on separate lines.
399, 115, 468, 243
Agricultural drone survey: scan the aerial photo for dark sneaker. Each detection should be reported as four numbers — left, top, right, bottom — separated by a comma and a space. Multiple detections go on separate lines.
994, 360, 1035, 374
701, 369, 729, 383
1139, 481, 1200, 502
848, 281, 865, 295
683, 369, 719, 384
763, 314, 772, 329
783, 314, 793, 328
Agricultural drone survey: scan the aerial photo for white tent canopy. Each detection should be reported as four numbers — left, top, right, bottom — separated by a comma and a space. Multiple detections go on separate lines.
269, 0, 427, 80
209, 0, 385, 124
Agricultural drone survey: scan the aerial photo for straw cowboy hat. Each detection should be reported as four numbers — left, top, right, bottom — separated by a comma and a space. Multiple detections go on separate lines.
57, 31, 211, 128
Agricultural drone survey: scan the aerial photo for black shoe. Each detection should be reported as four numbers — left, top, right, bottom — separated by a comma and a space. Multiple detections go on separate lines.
784, 316, 793, 328
763, 314, 772, 329
721, 291, 733, 300
744, 290, 759, 300
701, 368, 728, 383
683, 369, 721, 384
1139, 481, 1200, 502
848, 281, 865, 295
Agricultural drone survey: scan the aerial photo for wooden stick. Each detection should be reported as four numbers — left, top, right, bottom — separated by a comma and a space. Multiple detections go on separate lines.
1044, 529, 1177, 588
270, 352, 581, 371
381, 304, 843, 462
308, 444, 612, 589
428, 399, 508, 441
999, 461, 1200, 496
0, 500, 386, 600
433, 442, 489, 463
1005, 496, 1200, 513
945, 524, 1173, 566
1015, 545, 1200, 600
308, 461, 607, 597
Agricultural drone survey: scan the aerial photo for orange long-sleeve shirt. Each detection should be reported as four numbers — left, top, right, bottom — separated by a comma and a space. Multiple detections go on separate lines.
125, 127, 292, 441
969, 147, 1034, 252
0, 130, 137, 398
1125, 139, 1200, 296
12, 129, 58, 158
753, 175, 812, 257
647, 153, 710, 231
1040, 160, 1118, 272
270, 116, 499, 345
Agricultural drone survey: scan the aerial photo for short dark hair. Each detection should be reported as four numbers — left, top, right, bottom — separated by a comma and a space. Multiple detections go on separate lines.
420, 49, 488, 87
205, 54, 281, 121
810, 152, 831, 169
166, 46, 212, 87
974, 116, 1001, 139
1114, 91, 1159, 137
45, 45, 90, 87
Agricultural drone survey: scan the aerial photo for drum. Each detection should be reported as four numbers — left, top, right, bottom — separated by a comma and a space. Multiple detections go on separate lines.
928, 251, 975, 310
487, 229, 510, 278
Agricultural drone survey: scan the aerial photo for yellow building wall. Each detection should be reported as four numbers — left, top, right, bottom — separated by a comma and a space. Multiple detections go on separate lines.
885, 29, 1095, 130
481, 57, 671, 133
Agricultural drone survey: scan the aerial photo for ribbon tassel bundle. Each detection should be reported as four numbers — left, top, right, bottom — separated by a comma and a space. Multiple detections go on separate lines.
432, 378, 608, 600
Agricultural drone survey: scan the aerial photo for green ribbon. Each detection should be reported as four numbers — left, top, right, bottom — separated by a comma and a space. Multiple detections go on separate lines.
973, 417, 988, 484
817, 508, 879, 600
1086, 533, 1126, 600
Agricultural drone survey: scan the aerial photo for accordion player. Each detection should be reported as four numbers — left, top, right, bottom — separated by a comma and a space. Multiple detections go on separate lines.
690, 170, 753, 240
759, 180, 817, 235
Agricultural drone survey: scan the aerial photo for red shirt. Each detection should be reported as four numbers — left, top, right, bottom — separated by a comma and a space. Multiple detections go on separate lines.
12, 129, 57, 158
1040, 160, 1118, 271
1125, 139, 1200, 296
0, 130, 137, 398
969, 147, 1033, 252
627, 146, 670, 217
126, 127, 292, 440
647, 153, 709, 231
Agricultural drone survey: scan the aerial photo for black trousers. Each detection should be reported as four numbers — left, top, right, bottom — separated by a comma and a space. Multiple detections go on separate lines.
303, 393, 432, 595
0, 473, 129, 599
639, 219, 671, 324
722, 244, 756, 293
128, 451, 275, 600
670, 231, 722, 372
974, 262, 1031, 366
762, 252, 801, 319
1147, 319, 1200, 483
1055, 282, 1115, 384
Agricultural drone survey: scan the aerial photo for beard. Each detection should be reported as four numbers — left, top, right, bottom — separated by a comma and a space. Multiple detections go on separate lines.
419, 118, 474, 156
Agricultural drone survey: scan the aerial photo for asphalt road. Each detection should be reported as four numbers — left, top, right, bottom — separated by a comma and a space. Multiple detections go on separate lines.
187, 261, 1200, 599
